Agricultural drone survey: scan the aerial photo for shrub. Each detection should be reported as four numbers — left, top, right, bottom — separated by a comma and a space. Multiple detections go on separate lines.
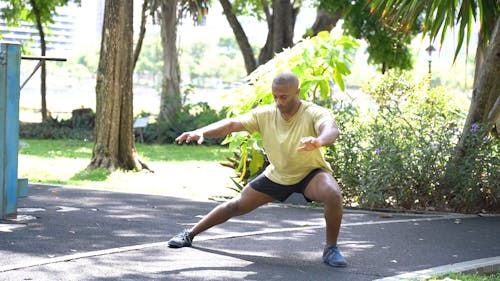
71, 108, 95, 129
442, 123, 500, 212
19, 108, 95, 141
151, 102, 229, 145
328, 70, 499, 213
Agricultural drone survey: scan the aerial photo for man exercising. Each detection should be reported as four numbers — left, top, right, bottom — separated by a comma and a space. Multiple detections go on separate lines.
168, 71, 347, 267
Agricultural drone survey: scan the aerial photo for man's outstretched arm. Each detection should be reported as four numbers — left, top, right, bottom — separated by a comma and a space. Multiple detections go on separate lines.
175, 118, 247, 145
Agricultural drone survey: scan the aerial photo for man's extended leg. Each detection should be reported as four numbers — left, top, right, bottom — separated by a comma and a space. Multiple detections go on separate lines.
168, 185, 274, 248
304, 172, 347, 267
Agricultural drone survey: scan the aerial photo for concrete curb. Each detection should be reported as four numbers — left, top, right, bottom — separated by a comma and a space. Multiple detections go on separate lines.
374, 256, 500, 280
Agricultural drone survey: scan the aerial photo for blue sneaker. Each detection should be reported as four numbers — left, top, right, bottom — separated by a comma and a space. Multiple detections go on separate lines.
168, 230, 193, 248
323, 245, 347, 267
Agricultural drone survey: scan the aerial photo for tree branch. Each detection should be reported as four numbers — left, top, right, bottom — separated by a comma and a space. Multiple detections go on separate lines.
133, 0, 150, 69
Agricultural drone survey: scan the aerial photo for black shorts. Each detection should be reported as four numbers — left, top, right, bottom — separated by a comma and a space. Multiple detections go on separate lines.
249, 168, 327, 202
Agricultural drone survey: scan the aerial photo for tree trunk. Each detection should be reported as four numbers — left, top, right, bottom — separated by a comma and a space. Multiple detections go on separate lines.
473, 24, 486, 88
258, 0, 299, 65
271, 0, 294, 53
158, 0, 182, 129
219, 0, 257, 74
258, 0, 274, 65
90, 0, 147, 171
220, 0, 299, 69
455, 16, 500, 157
30, 0, 48, 123
305, 8, 342, 37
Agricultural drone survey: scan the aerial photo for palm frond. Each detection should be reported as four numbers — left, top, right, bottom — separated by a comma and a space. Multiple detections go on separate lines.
369, 0, 499, 61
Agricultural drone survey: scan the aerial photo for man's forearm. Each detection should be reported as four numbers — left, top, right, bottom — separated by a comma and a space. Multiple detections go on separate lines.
196, 118, 243, 139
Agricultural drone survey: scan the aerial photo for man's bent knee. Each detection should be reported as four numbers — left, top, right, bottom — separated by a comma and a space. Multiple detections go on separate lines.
324, 186, 343, 206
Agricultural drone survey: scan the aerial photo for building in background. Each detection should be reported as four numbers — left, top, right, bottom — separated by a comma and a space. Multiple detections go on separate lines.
0, 0, 105, 57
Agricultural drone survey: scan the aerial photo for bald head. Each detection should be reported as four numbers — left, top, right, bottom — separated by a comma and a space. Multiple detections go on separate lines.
272, 72, 299, 89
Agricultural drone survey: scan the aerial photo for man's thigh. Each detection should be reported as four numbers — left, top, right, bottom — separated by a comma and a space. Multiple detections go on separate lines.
235, 185, 276, 213
303, 172, 340, 203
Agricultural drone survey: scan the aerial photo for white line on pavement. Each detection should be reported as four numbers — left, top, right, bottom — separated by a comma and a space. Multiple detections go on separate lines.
0, 213, 475, 273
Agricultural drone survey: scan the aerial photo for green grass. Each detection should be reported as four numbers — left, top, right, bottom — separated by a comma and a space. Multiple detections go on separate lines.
425, 272, 500, 281
19, 139, 230, 162
18, 139, 237, 200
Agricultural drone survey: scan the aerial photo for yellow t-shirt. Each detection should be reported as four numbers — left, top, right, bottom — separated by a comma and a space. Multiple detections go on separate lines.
238, 101, 334, 185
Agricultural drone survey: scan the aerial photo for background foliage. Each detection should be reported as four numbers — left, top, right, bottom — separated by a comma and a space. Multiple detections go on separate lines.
223, 31, 499, 213
331, 71, 498, 212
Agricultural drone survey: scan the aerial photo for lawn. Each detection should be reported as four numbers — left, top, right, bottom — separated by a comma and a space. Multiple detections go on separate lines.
427, 272, 500, 281
18, 139, 238, 201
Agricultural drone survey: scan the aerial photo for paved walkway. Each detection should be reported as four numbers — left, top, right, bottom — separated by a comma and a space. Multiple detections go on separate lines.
0, 184, 499, 280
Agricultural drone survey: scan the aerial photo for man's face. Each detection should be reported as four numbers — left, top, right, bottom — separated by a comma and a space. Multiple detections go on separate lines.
272, 83, 299, 114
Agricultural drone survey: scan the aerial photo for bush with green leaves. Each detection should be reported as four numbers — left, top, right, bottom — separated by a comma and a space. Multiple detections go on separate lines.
19, 122, 94, 140
150, 102, 229, 145
329, 70, 499, 213
442, 123, 499, 212
19, 110, 95, 141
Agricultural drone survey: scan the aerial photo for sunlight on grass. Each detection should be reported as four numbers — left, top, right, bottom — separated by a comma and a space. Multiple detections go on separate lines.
18, 139, 238, 200
136, 143, 232, 162
19, 139, 231, 162
71, 168, 111, 182
426, 272, 500, 281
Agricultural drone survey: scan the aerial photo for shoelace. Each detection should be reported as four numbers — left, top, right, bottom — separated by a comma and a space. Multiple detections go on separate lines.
324, 246, 339, 257
177, 230, 192, 242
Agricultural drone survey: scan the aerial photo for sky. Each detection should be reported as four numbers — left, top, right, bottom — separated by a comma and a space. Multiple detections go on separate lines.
69, 0, 477, 64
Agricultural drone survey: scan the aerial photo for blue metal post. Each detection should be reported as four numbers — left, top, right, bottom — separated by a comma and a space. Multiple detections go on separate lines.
0, 42, 21, 219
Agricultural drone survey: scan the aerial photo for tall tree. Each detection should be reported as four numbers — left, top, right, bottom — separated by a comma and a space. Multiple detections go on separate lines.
157, 0, 182, 128
90, 0, 146, 171
307, 0, 420, 73
0, 0, 80, 123
219, 0, 300, 74
221, 0, 418, 75
219, 0, 257, 74
342, 0, 421, 73
150, 0, 209, 129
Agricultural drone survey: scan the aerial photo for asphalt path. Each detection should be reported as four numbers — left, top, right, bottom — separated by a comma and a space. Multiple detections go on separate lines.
0, 184, 499, 280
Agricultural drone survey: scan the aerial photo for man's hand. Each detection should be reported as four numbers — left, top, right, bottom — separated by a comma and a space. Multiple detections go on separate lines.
175, 130, 204, 145
297, 136, 322, 152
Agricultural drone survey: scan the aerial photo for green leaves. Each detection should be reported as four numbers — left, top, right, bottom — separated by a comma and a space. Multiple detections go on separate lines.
226, 31, 358, 116
369, 0, 500, 62
223, 31, 358, 187
1, 0, 79, 26
342, 0, 420, 73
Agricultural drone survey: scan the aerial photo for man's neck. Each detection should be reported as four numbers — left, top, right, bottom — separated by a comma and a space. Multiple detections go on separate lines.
281, 100, 302, 120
